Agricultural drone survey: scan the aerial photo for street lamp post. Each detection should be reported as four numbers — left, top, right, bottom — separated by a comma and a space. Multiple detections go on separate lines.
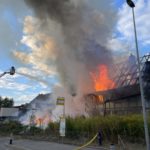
126, 1, 150, 149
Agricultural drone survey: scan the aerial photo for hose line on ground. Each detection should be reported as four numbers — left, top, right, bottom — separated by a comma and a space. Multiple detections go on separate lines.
74, 133, 98, 150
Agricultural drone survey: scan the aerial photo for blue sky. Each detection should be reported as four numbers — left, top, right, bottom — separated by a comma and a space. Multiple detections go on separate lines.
0, 0, 149, 105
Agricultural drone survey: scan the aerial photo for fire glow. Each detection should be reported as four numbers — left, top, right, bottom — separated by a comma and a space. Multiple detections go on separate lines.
91, 65, 115, 91
35, 114, 51, 127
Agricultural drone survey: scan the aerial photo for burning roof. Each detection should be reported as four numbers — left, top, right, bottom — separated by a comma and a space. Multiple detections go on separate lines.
89, 54, 150, 101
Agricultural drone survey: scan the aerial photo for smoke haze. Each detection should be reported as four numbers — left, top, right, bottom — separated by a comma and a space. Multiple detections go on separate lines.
21, 0, 117, 95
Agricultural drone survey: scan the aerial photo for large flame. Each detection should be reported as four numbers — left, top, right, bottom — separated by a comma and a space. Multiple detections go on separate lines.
91, 65, 115, 91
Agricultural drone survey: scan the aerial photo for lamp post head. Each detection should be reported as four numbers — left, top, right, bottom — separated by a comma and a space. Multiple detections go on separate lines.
126, 0, 135, 8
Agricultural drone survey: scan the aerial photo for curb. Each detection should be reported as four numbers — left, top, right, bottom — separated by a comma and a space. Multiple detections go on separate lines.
5, 143, 32, 150
87, 146, 108, 150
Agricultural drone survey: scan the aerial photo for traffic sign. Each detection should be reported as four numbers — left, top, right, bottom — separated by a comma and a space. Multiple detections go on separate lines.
57, 97, 65, 105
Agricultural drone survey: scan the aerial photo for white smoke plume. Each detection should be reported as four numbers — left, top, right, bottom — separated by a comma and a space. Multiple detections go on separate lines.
52, 86, 87, 121
19, 93, 55, 128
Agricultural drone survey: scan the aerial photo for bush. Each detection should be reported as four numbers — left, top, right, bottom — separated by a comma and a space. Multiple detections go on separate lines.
63, 115, 146, 142
28, 126, 44, 135
0, 120, 23, 134
0, 115, 148, 143
45, 122, 59, 136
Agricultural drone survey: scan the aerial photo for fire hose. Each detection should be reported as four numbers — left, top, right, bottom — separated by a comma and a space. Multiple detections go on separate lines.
74, 133, 98, 150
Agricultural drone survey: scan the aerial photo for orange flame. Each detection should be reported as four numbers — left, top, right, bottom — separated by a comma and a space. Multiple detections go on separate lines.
98, 95, 104, 103
35, 114, 51, 127
91, 65, 115, 91
35, 118, 43, 127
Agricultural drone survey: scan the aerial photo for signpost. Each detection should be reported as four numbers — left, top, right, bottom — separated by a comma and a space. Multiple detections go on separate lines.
57, 97, 66, 137
59, 116, 66, 137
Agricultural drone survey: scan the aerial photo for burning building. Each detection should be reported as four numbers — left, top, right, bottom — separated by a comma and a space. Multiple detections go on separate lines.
18, 87, 86, 127
85, 54, 150, 116
13, 0, 150, 120
19, 93, 54, 128
18, 53, 150, 126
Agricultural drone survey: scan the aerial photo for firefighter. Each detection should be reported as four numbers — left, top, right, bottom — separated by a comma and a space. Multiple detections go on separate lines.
98, 130, 102, 146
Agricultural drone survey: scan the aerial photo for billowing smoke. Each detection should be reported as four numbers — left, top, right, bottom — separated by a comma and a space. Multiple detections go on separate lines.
21, 0, 116, 95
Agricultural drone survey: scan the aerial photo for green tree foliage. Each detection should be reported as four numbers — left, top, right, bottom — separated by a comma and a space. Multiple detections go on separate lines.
0, 97, 14, 107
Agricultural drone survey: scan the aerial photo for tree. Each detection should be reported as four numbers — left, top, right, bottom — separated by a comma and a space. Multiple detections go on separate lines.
0, 97, 14, 107
0, 96, 2, 107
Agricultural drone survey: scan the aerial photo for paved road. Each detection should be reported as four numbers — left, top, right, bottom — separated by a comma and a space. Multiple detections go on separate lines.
0, 137, 10, 150
0, 137, 105, 150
